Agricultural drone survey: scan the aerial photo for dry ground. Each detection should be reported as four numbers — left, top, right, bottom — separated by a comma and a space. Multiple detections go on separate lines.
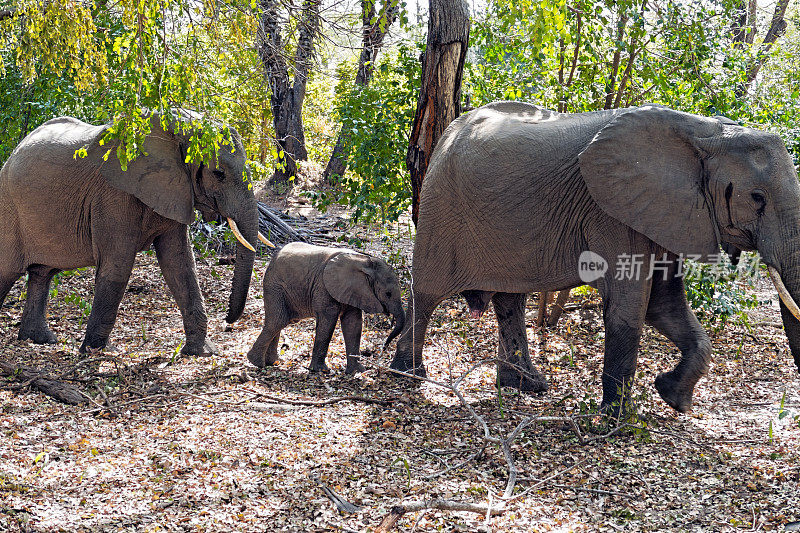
1, 223, 799, 532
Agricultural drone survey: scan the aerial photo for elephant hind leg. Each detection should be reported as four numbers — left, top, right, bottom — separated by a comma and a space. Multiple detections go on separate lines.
18, 265, 60, 344
247, 320, 286, 368
646, 269, 711, 413
248, 293, 291, 368
492, 292, 548, 392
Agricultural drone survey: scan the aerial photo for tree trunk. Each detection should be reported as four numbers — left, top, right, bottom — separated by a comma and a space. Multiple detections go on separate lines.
407, 0, 470, 225
257, 0, 319, 187
734, 0, 789, 98
324, 0, 399, 182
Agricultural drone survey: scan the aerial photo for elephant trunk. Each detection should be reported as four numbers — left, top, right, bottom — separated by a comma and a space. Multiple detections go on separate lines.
765, 238, 800, 373
384, 300, 406, 349
224, 196, 259, 323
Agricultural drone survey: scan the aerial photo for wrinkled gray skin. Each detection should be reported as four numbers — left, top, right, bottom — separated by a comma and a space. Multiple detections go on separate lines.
392, 101, 800, 413
0, 113, 258, 355
248, 242, 405, 375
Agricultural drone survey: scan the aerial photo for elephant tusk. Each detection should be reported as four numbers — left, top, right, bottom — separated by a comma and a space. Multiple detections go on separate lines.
226, 217, 256, 252
258, 232, 276, 248
767, 265, 800, 322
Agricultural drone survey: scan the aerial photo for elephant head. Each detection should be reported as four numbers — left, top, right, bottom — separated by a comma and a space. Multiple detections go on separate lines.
322, 251, 406, 346
579, 105, 800, 372
97, 113, 270, 324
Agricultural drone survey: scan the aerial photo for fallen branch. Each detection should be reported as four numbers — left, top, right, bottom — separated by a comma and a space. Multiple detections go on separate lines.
0, 359, 87, 405
375, 499, 505, 531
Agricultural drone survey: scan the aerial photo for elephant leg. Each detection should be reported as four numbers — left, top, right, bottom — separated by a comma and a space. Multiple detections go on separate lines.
390, 291, 442, 378
309, 307, 340, 374
153, 225, 214, 356
80, 253, 137, 353
0, 269, 24, 309
646, 265, 712, 413
247, 322, 286, 368
493, 292, 548, 392
596, 278, 652, 415
18, 265, 60, 344
340, 305, 365, 375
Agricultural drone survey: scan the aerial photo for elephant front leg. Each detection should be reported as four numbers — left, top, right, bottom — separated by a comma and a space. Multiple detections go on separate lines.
646, 264, 712, 413
597, 278, 652, 416
492, 292, 548, 392
81, 256, 137, 353
18, 265, 60, 344
309, 307, 340, 374
390, 292, 441, 378
340, 305, 365, 375
154, 226, 215, 356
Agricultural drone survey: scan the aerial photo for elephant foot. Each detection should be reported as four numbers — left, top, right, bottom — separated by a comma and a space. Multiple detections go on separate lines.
345, 356, 366, 376
18, 327, 57, 345
247, 348, 277, 368
79, 337, 107, 354
389, 357, 427, 379
182, 339, 217, 357
309, 361, 331, 374
654, 372, 693, 413
497, 363, 548, 393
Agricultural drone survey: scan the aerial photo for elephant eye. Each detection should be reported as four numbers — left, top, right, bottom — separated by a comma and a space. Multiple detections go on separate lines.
386, 291, 392, 298
751, 191, 766, 205
213, 170, 225, 181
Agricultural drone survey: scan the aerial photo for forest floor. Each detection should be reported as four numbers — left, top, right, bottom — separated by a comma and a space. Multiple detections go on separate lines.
1, 203, 800, 532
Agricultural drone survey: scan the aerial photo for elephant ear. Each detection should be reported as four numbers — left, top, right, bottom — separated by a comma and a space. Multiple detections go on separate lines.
99, 115, 194, 225
578, 105, 723, 260
323, 252, 384, 314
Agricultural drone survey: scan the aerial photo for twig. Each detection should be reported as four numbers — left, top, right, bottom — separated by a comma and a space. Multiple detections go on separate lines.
423, 446, 486, 480
504, 459, 589, 502
375, 499, 505, 532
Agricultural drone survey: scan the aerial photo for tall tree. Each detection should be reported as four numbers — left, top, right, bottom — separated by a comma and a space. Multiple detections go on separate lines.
406, 0, 470, 224
732, 0, 791, 98
256, 0, 321, 187
324, 0, 400, 182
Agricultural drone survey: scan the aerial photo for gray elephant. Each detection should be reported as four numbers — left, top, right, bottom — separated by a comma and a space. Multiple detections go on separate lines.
391, 101, 800, 414
0, 112, 272, 355
247, 242, 405, 375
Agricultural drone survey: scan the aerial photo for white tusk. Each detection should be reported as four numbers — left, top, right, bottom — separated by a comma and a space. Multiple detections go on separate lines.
226, 217, 255, 252
258, 232, 276, 248
767, 265, 800, 322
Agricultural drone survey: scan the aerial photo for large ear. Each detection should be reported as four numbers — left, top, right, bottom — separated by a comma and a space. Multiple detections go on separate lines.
323, 252, 384, 314
97, 115, 194, 224
578, 106, 723, 260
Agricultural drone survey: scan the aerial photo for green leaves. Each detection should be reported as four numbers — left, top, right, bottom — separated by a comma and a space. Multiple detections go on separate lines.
310, 44, 420, 223
1, 1, 270, 173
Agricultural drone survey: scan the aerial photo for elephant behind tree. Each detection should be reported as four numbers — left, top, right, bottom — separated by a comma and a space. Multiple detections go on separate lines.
0, 112, 272, 355
391, 101, 800, 414
247, 242, 405, 375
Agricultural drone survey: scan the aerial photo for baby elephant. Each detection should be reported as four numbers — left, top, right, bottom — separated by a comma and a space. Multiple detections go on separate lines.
247, 242, 405, 374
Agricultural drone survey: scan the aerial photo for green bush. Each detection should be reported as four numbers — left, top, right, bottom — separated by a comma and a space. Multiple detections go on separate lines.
683, 253, 759, 330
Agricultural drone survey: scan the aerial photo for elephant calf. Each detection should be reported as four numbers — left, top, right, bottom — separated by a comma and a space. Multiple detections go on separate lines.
247, 243, 405, 375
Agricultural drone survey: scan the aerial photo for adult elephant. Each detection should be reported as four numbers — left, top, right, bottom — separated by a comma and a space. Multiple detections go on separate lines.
0, 112, 271, 355
391, 101, 800, 413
